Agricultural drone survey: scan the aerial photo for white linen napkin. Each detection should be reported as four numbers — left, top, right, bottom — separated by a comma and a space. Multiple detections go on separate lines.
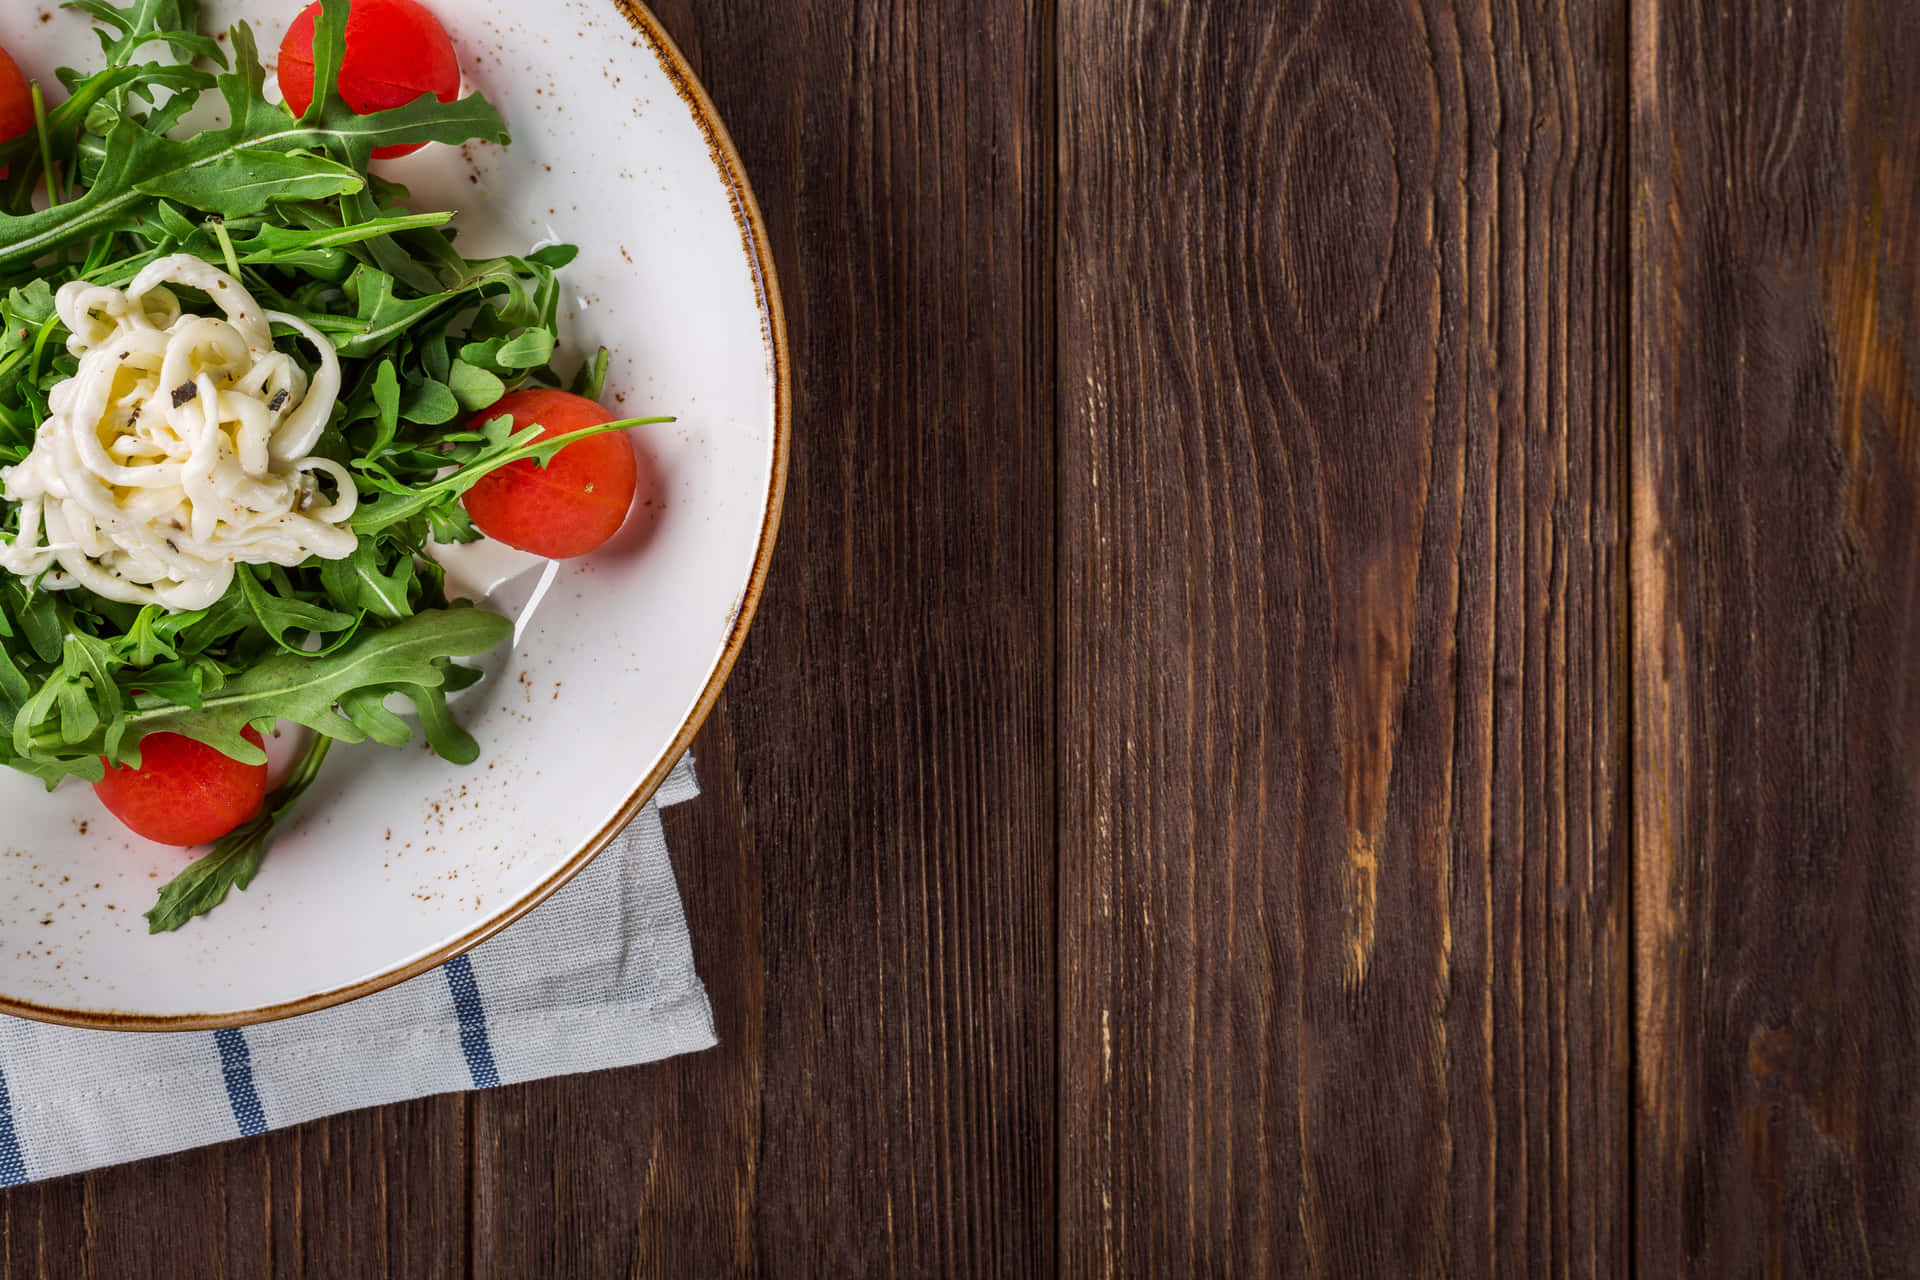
0, 756, 712, 1184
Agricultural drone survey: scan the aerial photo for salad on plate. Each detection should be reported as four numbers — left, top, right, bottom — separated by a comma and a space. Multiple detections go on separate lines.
0, 0, 666, 931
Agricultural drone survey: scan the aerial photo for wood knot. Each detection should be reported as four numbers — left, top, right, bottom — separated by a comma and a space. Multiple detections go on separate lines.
1274, 81, 1400, 369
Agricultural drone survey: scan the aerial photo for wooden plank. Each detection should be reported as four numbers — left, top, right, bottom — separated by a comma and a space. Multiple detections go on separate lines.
1057, 0, 1629, 1271
1630, 0, 1920, 1271
0, 1100, 468, 1280
467, 0, 1057, 1272
259, 1101, 471, 1278
0, 1148, 235, 1280
472, 723, 766, 1278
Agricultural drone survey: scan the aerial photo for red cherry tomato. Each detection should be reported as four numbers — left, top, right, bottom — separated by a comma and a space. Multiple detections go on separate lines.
461, 389, 640, 559
94, 727, 270, 848
0, 44, 34, 168
277, 0, 460, 159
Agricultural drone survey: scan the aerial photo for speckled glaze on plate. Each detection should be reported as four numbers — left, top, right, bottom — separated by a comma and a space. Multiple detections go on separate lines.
0, 0, 787, 1028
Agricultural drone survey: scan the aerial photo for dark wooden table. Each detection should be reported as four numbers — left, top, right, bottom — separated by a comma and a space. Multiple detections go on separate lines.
4, 0, 1917, 1274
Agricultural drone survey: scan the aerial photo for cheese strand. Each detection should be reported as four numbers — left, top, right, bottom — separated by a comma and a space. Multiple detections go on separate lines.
0, 254, 358, 611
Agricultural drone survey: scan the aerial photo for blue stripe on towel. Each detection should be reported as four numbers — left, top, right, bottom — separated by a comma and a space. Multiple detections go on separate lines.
0, 1063, 27, 1185
214, 1028, 267, 1136
444, 954, 500, 1088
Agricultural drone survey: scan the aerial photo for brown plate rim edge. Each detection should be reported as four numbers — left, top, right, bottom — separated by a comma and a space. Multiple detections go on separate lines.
0, 0, 793, 1033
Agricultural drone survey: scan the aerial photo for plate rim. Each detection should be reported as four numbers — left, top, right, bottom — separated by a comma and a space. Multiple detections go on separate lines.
0, 0, 792, 1032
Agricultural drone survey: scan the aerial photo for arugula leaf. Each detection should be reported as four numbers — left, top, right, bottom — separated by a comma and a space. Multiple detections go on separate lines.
118, 656, 208, 707
0, 645, 30, 713
7, 583, 63, 663
318, 540, 416, 619
569, 347, 610, 400
401, 378, 459, 425
63, 633, 125, 729
12, 632, 125, 758
404, 680, 478, 764
235, 564, 357, 651
449, 358, 506, 412
491, 329, 554, 370
144, 732, 333, 932
9, 608, 509, 783
367, 357, 402, 454
132, 608, 505, 758
141, 821, 268, 930
299, 0, 349, 127
116, 605, 178, 665
138, 148, 365, 216
338, 685, 411, 745
66, 0, 221, 66
231, 209, 455, 261
426, 501, 482, 545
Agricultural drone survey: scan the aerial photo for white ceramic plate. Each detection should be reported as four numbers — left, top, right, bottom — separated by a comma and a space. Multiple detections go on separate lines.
0, 1, 786, 1027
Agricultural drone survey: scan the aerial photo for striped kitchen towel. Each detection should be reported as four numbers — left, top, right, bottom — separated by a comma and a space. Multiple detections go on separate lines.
0, 757, 713, 1184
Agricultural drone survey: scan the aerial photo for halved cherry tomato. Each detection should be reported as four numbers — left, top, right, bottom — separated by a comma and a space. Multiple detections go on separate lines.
461, 389, 641, 559
0, 44, 34, 163
94, 726, 270, 848
277, 0, 460, 159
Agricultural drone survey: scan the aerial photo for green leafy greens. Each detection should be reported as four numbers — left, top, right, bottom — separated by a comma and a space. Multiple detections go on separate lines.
0, 0, 666, 929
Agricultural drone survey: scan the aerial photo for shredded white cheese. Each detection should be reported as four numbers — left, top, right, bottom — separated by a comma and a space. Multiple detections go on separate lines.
0, 253, 359, 612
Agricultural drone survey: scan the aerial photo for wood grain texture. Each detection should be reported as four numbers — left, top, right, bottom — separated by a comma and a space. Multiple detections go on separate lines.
1056, 0, 1628, 1273
1630, 0, 1920, 1273
0, 1100, 468, 1280
467, 0, 1059, 1273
